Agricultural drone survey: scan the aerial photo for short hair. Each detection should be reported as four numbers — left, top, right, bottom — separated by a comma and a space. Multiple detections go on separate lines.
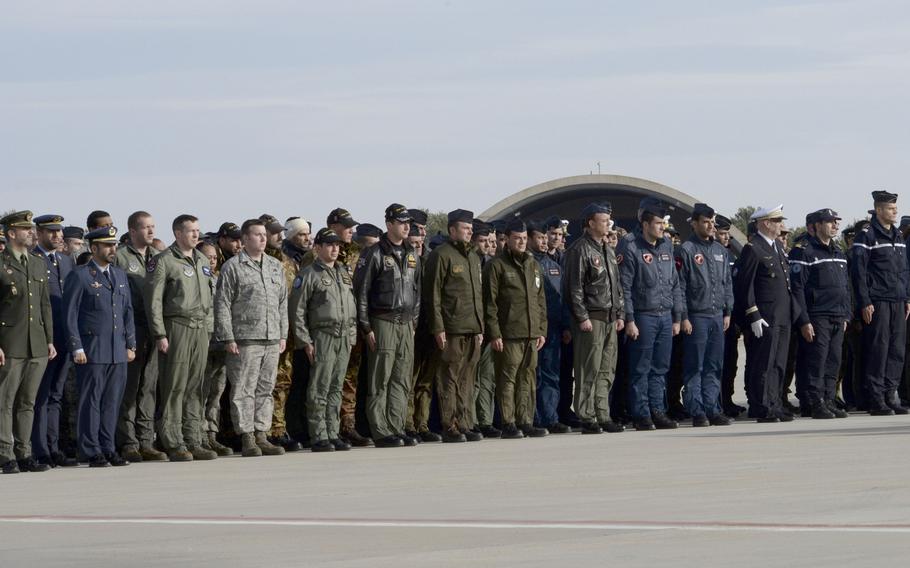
172, 214, 198, 233
241, 219, 265, 235
640, 211, 662, 225
86, 210, 111, 230
127, 211, 152, 231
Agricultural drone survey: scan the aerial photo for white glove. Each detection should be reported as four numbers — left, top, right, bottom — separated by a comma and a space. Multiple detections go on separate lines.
750, 318, 769, 339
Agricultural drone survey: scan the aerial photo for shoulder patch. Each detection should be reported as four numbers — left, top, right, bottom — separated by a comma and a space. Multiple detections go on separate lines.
202, 266, 213, 277
694, 253, 705, 265
791, 264, 802, 274
147, 258, 158, 273
293, 276, 303, 289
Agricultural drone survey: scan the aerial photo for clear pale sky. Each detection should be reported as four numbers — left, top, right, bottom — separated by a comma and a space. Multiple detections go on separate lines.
2, 1, 908, 232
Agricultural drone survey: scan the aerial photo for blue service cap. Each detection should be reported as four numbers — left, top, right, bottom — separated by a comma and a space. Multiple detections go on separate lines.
581, 202, 613, 220
34, 214, 65, 231
638, 197, 667, 218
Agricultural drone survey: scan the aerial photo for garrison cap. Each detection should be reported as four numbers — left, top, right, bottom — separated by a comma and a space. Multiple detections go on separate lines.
525, 219, 546, 235
543, 215, 562, 231
489, 219, 507, 234
750, 205, 786, 221
85, 226, 119, 244
872, 190, 898, 204
815, 208, 841, 223
217, 222, 242, 239
327, 208, 358, 228
355, 223, 383, 239
581, 202, 612, 221
638, 197, 667, 219
714, 215, 732, 230
505, 218, 528, 235
407, 209, 428, 225
63, 226, 85, 239
409, 222, 423, 236
447, 209, 473, 225
34, 214, 65, 231
0, 210, 35, 229
472, 221, 492, 237
385, 203, 412, 223
690, 203, 715, 219
313, 227, 341, 245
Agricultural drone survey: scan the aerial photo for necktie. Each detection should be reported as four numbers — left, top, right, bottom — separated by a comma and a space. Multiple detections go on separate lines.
102, 269, 113, 288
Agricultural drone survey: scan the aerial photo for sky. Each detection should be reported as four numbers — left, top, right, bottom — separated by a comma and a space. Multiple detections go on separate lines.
2, 0, 908, 232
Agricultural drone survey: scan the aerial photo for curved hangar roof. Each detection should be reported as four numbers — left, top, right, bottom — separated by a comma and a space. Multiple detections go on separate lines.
479, 174, 746, 246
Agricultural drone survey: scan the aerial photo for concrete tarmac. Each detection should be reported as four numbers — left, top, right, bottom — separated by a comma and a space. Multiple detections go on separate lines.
2, 412, 909, 567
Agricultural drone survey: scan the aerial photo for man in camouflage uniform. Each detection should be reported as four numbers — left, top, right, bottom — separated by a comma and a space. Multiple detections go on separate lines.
471, 222, 501, 438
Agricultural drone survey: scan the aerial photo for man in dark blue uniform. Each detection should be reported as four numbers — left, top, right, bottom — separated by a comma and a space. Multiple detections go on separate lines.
851, 190, 910, 415
617, 198, 683, 430
734, 205, 796, 422
790, 208, 851, 419
677, 204, 734, 427
63, 226, 136, 467
528, 221, 571, 433
30, 214, 77, 467
715, 215, 746, 417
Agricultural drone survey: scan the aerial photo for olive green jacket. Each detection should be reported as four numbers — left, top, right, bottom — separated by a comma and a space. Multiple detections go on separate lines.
146, 244, 215, 338
289, 259, 357, 345
0, 248, 53, 358
483, 248, 547, 340
113, 244, 156, 330
424, 240, 483, 335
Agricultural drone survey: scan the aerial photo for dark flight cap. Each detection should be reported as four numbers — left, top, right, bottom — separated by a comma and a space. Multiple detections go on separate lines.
691, 203, 715, 219
409, 223, 422, 236
314, 227, 341, 245
34, 214, 65, 230
327, 208, 358, 228
872, 190, 898, 204
355, 223, 383, 239
815, 208, 842, 223
543, 215, 562, 230
63, 226, 85, 240
385, 203, 412, 223
407, 209, 428, 225
85, 226, 119, 244
218, 222, 242, 239
0, 210, 35, 229
638, 197, 667, 218
472, 221, 491, 237
525, 219, 546, 235
505, 218, 528, 235
447, 209, 474, 225
489, 219, 507, 234
714, 215, 732, 230
581, 202, 612, 220
258, 214, 285, 235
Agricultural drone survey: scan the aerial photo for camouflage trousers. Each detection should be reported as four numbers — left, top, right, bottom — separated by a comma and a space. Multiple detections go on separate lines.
270, 335, 294, 437
340, 336, 362, 433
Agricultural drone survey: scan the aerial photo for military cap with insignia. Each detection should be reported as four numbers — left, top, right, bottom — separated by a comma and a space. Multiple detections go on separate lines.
327, 208, 358, 228
385, 203, 412, 223
407, 209, 428, 225
355, 223, 383, 239
258, 214, 285, 235
504, 218, 527, 234
750, 204, 786, 221
814, 208, 841, 223
447, 209, 473, 225
63, 226, 85, 240
217, 222, 242, 239
85, 225, 119, 243
34, 214, 65, 230
714, 214, 732, 230
314, 227, 341, 245
0, 210, 35, 229
872, 190, 898, 204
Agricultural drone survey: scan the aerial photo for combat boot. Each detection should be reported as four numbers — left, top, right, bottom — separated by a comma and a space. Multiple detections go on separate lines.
500, 423, 524, 439
168, 447, 194, 462
255, 431, 285, 455
519, 424, 549, 438
241, 433, 262, 457
269, 432, 303, 452
826, 401, 848, 418
188, 445, 218, 460
341, 427, 373, 447
207, 432, 234, 456
121, 447, 144, 463
651, 411, 678, 430
418, 429, 442, 443
599, 420, 625, 433
811, 404, 835, 419
139, 444, 168, 461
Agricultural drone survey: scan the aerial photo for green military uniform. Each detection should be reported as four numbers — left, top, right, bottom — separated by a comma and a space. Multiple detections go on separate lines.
112, 243, 162, 457
473, 248, 497, 430
269, 247, 301, 443
483, 246, 547, 429
289, 257, 357, 444
0, 212, 53, 468
147, 244, 215, 456
425, 238, 484, 435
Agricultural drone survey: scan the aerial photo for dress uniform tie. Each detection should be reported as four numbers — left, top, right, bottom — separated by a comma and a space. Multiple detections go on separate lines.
102, 268, 113, 288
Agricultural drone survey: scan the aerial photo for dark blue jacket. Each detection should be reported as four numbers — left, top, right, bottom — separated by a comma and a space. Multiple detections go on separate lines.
63, 261, 136, 364
617, 232, 683, 324
677, 235, 734, 319
33, 246, 74, 349
850, 217, 910, 307
789, 236, 851, 326
733, 235, 794, 327
532, 250, 570, 333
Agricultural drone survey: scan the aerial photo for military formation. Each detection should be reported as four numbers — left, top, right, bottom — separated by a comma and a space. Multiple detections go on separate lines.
1, 189, 908, 474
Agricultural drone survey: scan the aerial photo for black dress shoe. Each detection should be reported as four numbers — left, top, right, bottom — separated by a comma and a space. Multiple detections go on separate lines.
870, 408, 895, 416
651, 412, 678, 430
519, 424, 549, 438
756, 416, 780, 423
599, 420, 625, 433
462, 429, 483, 442
634, 419, 656, 431
692, 415, 710, 427
2, 459, 20, 474
778, 412, 794, 422
341, 429, 373, 447
330, 438, 351, 451
88, 454, 111, 468
811, 405, 835, 419
782, 400, 800, 415
271, 433, 303, 452
479, 425, 502, 438
105, 452, 130, 466
581, 422, 603, 434
546, 422, 571, 434
405, 430, 422, 444
18, 456, 50, 472
500, 423, 524, 439
889, 404, 910, 415
441, 430, 467, 443
418, 430, 442, 443
397, 433, 419, 447
709, 414, 733, 426
311, 439, 335, 452
826, 401, 848, 418
375, 435, 404, 448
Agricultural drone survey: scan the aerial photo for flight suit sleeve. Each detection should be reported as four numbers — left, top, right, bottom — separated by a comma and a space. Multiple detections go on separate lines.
413, 255, 422, 326
146, 256, 167, 339
562, 245, 588, 323
289, 273, 314, 346
482, 260, 502, 340
425, 251, 446, 335
733, 244, 762, 324
353, 248, 379, 335
536, 267, 548, 338
788, 248, 810, 328
618, 242, 637, 324
62, 270, 83, 354
122, 272, 137, 351
676, 245, 691, 321
213, 264, 237, 343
